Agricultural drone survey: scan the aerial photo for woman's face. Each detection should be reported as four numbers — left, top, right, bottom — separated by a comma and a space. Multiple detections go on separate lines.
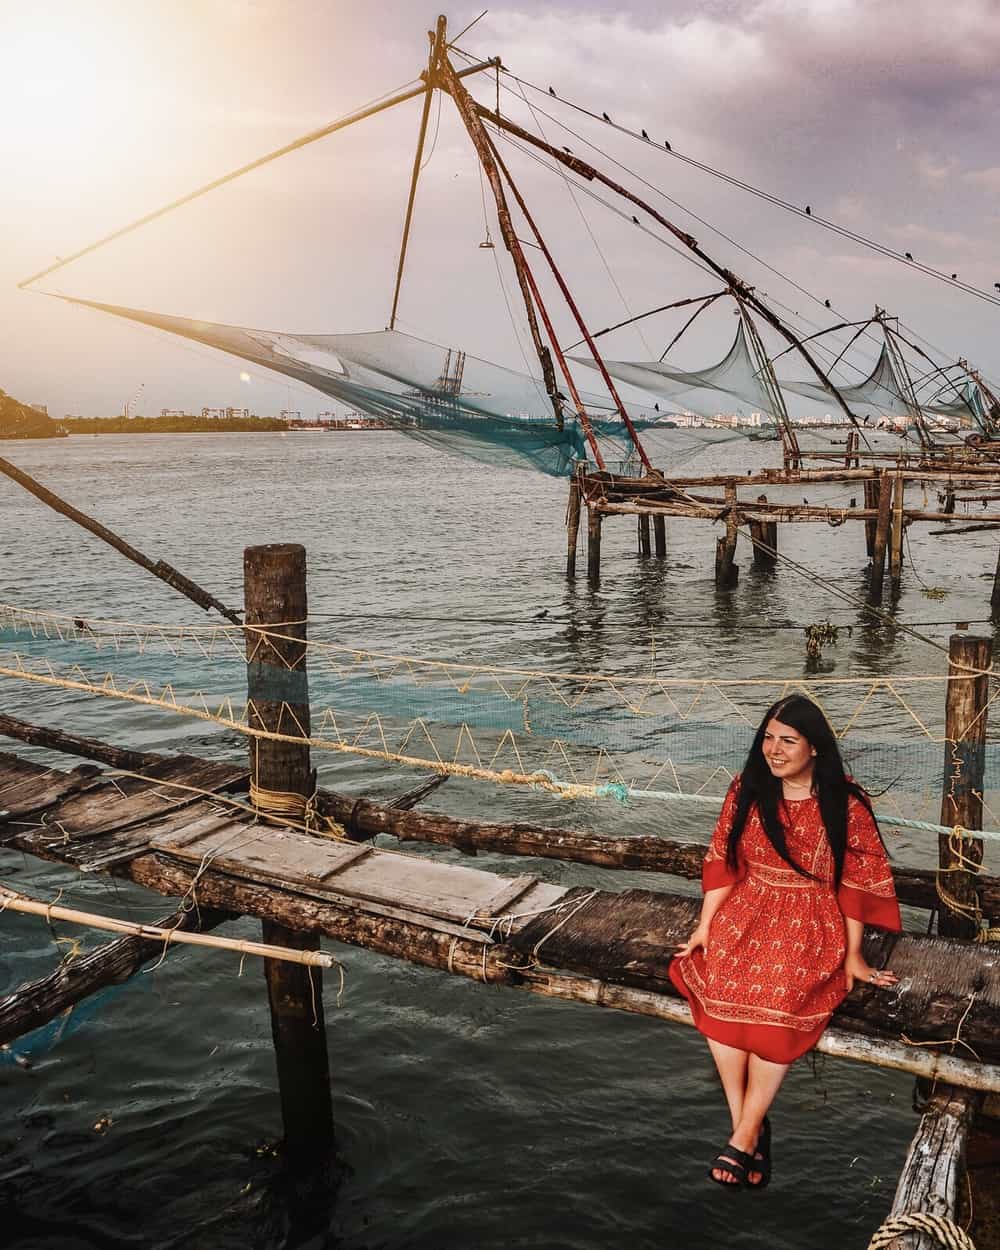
761, 717, 817, 789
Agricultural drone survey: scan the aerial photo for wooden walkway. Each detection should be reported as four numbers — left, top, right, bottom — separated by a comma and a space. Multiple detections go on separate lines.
2, 748, 998, 1077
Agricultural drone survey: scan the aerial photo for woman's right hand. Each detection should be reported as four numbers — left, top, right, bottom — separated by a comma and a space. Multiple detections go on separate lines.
675, 922, 711, 959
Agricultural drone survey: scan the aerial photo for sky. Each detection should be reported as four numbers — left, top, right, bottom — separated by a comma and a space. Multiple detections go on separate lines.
2, 0, 999, 418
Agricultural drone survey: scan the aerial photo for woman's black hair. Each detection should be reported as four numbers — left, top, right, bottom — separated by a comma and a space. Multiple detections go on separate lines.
726, 695, 876, 884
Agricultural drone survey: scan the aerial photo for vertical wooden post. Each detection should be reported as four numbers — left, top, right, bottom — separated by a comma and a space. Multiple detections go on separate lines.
870, 469, 893, 596
566, 475, 581, 578
244, 543, 334, 1157
637, 514, 651, 557
653, 514, 666, 558
889, 472, 905, 590
863, 477, 879, 557
714, 482, 739, 588
749, 495, 777, 568
587, 506, 602, 580
938, 631, 991, 939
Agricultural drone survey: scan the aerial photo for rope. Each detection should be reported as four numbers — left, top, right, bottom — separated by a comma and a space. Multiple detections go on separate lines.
867, 1212, 975, 1250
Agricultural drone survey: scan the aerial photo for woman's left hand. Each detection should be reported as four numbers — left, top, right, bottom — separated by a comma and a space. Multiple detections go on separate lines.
844, 951, 899, 992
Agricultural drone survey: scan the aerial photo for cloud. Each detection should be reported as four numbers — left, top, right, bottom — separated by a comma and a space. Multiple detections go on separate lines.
965, 166, 1000, 193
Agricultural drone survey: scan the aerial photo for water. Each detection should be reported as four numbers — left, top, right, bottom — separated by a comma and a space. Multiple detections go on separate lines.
1, 431, 995, 1248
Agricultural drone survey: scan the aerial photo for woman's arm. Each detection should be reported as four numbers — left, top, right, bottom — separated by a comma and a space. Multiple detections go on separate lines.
842, 915, 898, 990
675, 884, 733, 957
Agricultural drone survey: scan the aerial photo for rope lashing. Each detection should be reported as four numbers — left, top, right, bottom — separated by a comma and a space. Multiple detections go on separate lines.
867, 1212, 975, 1250
248, 780, 347, 840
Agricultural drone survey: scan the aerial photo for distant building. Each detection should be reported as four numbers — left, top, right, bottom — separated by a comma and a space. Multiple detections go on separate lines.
225, 406, 250, 419
160, 408, 187, 418
201, 407, 226, 419
279, 410, 302, 422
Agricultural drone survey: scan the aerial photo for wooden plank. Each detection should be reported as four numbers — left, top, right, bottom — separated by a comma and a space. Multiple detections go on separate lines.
0, 762, 101, 823
480, 873, 538, 918
76, 802, 238, 873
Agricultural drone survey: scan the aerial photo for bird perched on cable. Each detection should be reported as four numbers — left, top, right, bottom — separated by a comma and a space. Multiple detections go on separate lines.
805, 205, 812, 215
995, 282, 1000, 292
603, 111, 612, 122
803, 498, 809, 505
824, 299, 831, 308
562, 146, 573, 154
642, 128, 649, 139
664, 139, 672, 150
952, 273, 958, 280
905, 252, 914, 260
654, 402, 660, 411
548, 86, 556, 96
632, 215, 640, 224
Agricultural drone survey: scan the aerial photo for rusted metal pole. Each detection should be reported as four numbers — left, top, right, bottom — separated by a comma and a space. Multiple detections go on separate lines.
244, 543, 334, 1158
938, 631, 991, 939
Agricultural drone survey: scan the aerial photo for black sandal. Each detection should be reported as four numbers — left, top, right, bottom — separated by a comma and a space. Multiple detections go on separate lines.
746, 1116, 772, 1190
707, 1144, 755, 1188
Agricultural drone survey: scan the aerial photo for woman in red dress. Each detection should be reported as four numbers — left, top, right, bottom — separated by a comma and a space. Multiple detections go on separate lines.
670, 695, 901, 1189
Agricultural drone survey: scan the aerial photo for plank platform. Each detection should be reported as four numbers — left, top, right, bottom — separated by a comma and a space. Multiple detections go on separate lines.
2, 750, 998, 1067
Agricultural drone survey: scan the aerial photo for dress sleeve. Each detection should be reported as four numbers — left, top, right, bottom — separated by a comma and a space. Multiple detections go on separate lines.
702, 776, 744, 892
837, 796, 901, 930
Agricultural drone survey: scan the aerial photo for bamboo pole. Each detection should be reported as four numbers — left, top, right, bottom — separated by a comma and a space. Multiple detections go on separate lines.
0, 888, 332, 967
244, 543, 334, 1156
939, 632, 991, 939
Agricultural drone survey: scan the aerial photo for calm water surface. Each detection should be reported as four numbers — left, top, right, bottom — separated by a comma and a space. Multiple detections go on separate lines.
2, 432, 996, 1249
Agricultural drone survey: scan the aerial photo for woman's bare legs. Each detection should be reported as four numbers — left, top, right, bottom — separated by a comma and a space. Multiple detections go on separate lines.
706, 1042, 790, 1184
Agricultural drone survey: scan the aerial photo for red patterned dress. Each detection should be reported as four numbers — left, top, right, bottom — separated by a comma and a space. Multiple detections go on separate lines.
669, 776, 901, 1063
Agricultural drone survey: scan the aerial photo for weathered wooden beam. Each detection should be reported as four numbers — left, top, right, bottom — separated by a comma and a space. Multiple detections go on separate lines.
714, 482, 739, 588
871, 469, 894, 597
244, 543, 334, 1157
890, 472, 906, 590
637, 514, 651, 557
0, 712, 164, 771
939, 632, 991, 939
123, 853, 1000, 1090
589, 467, 1000, 490
876, 1085, 981, 1250
0, 905, 229, 1047
587, 507, 602, 579
314, 791, 1000, 916
653, 513, 667, 557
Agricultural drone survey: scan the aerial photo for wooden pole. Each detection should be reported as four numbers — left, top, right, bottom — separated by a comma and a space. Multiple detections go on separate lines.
876, 1085, 981, 1250
653, 514, 667, 558
870, 468, 893, 595
637, 514, 651, 557
587, 507, 602, 580
714, 482, 739, 587
991, 545, 1000, 620
938, 631, 991, 939
863, 477, 879, 556
890, 471, 905, 590
749, 494, 777, 568
566, 475, 582, 578
244, 543, 334, 1157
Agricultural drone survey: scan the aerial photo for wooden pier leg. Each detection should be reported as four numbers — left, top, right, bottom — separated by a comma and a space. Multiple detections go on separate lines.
566, 476, 581, 578
587, 507, 602, 580
869, 470, 893, 597
749, 495, 777, 569
653, 514, 666, 558
637, 514, 651, 557
938, 630, 991, 939
874, 1085, 981, 1250
889, 473, 905, 591
714, 482, 739, 588
863, 477, 879, 557
244, 543, 334, 1158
